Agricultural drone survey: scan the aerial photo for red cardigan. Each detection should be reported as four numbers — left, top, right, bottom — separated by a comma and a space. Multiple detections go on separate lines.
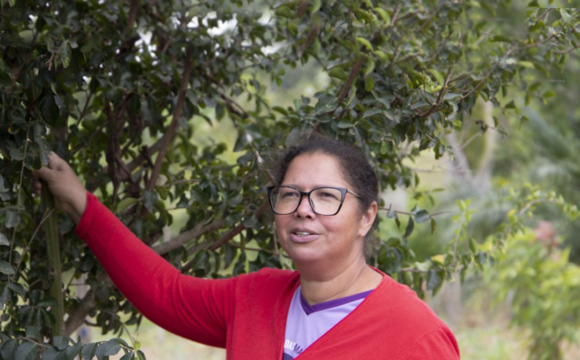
76, 193, 460, 359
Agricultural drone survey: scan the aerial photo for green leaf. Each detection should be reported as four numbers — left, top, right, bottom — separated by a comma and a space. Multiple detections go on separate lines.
41, 95, 60, 125
95, 340, 121, 360
274, 6, 294, 18
364, 58, 375, 78
518, 61, 534, 69
0, 260, 15, 275
81, 343, 98, 360
53, 336, 69, 351
64, 342, 82, 360
414, 210, 430, 223
542, 90, 556, 99
336, 120, 353, 129
403, 217, 415, 238
490, 35, 511, 43
559, 8, 572, 23
137, 350, 146, 360
328, 67, 348, 81
25, 327, 41, 341
60, 41, 71, 69
429, 69, 444, 86
310, 0, 321, 14
426, 269, 441, 291
0, 72, 12, 87
112, 338, 130, 348
143, 190, 158, 213
374, 7, 390, 23
364, 75, 375, 92
233, 131, 248, 152
355, 37, 373, 51
117, 197, 138, 213
9, 147, 24, 161
41, 347, 62, 360
120, 353, 136, 360
313, 94, 338, 114
469, 237, 478, 253
7, 282, 25, 297
15, 342, 38, 360
224, 245, 236, 269
1, 339, 18, 359
0, 232, 8, 246
504, 100, 516, 109
519, 115, 529, 129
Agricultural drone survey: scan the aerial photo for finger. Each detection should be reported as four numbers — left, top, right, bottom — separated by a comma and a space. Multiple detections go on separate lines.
47, 151, 62, 170
33, 165, 55, 182
32, 182, 42, 195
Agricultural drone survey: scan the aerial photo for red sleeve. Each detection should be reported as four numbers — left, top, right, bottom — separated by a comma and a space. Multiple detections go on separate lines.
75, 192, 235, 348
406, 327, 460, 360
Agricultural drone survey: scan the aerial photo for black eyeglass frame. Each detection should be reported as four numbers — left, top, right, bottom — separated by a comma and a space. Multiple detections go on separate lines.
267, 185, 360, 216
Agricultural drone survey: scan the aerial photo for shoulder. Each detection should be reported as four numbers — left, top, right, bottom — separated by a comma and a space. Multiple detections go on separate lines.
372, 272, 445, 328
357, 272, 459, 358
405, 326, 460, 360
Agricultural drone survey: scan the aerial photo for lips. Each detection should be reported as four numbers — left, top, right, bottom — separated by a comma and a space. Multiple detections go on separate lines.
290, 228, 319, 243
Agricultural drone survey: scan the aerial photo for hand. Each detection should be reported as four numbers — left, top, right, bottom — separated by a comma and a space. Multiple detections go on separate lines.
32, 152, 87, 224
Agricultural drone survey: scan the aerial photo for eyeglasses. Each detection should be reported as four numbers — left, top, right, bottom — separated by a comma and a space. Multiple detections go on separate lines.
267, 186, 359, 216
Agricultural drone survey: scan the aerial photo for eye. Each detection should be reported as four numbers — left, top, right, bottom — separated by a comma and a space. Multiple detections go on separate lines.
279, 188, 299, 198
314, 188, 340, 201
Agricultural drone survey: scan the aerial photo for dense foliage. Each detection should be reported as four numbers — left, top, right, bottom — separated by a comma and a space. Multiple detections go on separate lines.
1, 0, 579, 358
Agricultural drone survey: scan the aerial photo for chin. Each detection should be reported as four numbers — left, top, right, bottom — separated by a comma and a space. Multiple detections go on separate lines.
285, 248, 326, 268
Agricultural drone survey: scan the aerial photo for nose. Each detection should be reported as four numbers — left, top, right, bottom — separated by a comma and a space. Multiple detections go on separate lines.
294, 194, 316, 218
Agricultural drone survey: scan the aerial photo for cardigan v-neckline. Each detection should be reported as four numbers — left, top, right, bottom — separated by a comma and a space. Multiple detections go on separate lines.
279, 270, 387, 360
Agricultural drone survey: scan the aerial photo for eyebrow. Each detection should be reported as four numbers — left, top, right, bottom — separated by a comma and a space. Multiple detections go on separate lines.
281, 184, 343, 189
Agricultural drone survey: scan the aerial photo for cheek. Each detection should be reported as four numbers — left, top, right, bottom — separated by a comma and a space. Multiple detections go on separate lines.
274, 216, 287, 237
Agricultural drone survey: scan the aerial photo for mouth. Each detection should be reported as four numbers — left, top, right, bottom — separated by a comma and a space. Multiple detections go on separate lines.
289, 229, 319, 243
294, 231, 313, 236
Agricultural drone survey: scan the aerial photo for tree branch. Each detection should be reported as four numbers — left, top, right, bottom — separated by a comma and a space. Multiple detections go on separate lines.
85, 139, 162, 192
146, 50, 194, 191
418, 68, 453, 118
300, 21, 321, 56
336, 57, 366, 106
126, 0, 140, 35
63, 273, 109, 336
295, 0, 310, 19
181, 200, 270, 273
152, 219, 226, 255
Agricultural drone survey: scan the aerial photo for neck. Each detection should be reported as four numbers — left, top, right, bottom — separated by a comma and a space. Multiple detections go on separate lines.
298, 256, 382, 305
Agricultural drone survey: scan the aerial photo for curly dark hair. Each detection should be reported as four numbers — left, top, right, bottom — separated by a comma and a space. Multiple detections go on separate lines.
274, 134, 379, 257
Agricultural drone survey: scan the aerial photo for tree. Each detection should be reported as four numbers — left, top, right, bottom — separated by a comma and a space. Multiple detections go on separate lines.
1, 0, 579, 358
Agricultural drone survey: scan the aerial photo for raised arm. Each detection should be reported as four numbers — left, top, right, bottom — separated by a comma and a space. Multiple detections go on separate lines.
33, 154, 235, 347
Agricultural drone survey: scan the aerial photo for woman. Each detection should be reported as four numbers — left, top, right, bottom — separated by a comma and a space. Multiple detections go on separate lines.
33, 136, 460, 359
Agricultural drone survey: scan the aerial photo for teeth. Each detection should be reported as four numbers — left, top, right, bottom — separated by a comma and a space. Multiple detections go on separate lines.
295, 232, 311, 236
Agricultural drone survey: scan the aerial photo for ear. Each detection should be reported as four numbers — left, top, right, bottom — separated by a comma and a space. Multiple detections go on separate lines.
358, 201, 378, 239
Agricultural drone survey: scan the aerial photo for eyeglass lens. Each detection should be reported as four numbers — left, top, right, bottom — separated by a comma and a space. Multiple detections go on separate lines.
270, 187, 344, 215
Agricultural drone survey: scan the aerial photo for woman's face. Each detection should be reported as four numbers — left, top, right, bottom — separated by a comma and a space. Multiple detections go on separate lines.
275, 153, 376, 274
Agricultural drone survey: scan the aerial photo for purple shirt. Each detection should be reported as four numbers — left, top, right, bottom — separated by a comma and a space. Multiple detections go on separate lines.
283, 286, 373, 359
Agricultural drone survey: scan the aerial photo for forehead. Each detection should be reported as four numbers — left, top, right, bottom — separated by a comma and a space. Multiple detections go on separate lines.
282, 153, 350, 189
